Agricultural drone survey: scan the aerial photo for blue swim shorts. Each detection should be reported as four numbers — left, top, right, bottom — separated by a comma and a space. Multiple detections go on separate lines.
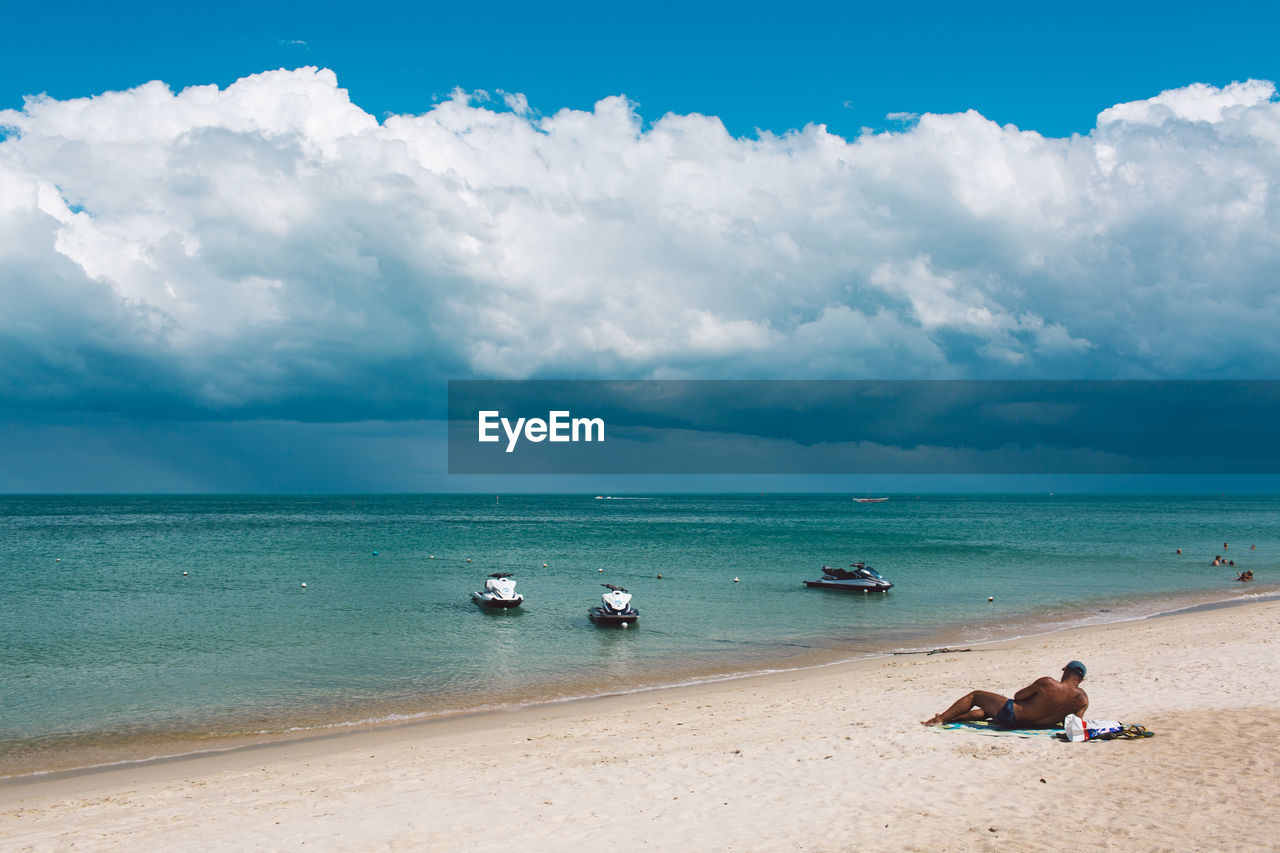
992, 698, 1019, 728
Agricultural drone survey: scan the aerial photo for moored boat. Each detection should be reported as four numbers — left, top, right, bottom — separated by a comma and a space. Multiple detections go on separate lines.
803, 562, 893, 592
471, 572, 525, 608
588, 583, 639, 626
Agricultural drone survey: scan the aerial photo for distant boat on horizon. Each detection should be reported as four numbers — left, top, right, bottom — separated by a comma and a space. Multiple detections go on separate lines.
853, 497, 889, 503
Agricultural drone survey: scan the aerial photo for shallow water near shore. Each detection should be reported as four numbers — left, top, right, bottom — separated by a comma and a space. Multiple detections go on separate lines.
2, 493, 1276, 777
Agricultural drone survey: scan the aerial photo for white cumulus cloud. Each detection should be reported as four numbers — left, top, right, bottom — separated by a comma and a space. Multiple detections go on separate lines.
1, 68, 1279, 418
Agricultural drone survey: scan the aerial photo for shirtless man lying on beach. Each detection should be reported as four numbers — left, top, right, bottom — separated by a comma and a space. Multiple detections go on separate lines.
921, 660, 1089, 728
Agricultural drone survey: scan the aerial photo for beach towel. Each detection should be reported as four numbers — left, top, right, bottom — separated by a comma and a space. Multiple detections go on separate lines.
935, 720, 1063, 739
934, 719, 1155, 741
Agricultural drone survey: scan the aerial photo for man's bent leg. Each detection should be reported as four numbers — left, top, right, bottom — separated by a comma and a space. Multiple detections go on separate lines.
921, 690, 1010, 725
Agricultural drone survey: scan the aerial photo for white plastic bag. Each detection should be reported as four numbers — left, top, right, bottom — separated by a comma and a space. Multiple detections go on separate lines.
1063, 713, 1124, 742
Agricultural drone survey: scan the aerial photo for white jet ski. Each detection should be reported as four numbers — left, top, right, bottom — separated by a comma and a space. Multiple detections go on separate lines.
588, 583, 639, 627
471, 572, 525, 609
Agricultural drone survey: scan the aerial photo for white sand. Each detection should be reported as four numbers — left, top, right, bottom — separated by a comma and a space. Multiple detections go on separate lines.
3, 599, 1278, 851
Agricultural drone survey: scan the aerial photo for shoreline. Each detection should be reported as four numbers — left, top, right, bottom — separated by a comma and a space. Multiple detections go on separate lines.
8, 491, 1275, 786
6, 583, 1275, 785
4, 596, 1277, 850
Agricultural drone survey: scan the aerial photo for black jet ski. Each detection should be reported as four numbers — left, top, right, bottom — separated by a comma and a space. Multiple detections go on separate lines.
588, 583, 639, 627
803, 562, 893, 592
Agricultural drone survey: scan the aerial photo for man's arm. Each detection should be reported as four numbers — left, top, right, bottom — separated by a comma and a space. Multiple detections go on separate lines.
1012, 676, 1054, 702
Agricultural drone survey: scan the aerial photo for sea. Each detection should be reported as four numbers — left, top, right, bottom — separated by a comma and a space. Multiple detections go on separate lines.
2, 493, 1276, 778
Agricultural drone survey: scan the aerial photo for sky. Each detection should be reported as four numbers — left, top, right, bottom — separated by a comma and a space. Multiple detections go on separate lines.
2, 1, 1279, 492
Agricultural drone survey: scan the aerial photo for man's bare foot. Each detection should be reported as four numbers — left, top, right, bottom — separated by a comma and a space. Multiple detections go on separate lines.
921, 715, 944, 726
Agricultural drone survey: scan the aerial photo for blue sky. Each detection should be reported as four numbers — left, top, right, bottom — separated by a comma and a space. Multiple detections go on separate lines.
6, 1, 1278, 139
2, 1, 1279, 491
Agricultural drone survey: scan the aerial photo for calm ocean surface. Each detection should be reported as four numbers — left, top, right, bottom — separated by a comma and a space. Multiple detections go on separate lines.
2, 493, 1276, 776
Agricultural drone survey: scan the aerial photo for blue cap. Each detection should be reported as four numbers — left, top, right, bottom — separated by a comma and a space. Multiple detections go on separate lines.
1065, 660, 1087, 679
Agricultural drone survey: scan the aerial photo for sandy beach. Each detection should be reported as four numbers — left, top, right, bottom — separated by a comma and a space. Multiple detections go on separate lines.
3, 597, 1278, 851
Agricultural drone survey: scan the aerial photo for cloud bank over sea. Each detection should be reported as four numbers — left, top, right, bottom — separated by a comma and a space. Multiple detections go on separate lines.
2, 68, 1278, 420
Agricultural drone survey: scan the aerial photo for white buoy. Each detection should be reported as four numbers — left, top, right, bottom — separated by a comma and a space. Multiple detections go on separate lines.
621, 622, 630, 629
988, 596, 994, 602
733, 577, 740, 583
56, 558, 61, 563
598, 568, 603, 572
430, 555, 435, 559
467, 558, 472, 563
543, 563, 548, 567
182, 571, 188, 576
302, 582, 308, 588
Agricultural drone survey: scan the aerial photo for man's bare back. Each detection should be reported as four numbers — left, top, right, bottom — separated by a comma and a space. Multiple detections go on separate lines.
921, 661, 1089, 728
1009, 675, 1089, 727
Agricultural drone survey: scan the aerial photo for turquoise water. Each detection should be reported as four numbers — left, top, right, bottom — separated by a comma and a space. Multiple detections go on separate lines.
2, 493, 1276, 775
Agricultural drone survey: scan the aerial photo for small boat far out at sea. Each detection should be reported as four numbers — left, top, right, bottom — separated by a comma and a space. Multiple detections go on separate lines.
854, 497, 889, 503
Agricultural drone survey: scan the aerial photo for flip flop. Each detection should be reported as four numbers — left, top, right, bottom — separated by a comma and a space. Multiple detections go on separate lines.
1102, 724, 1154, 739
